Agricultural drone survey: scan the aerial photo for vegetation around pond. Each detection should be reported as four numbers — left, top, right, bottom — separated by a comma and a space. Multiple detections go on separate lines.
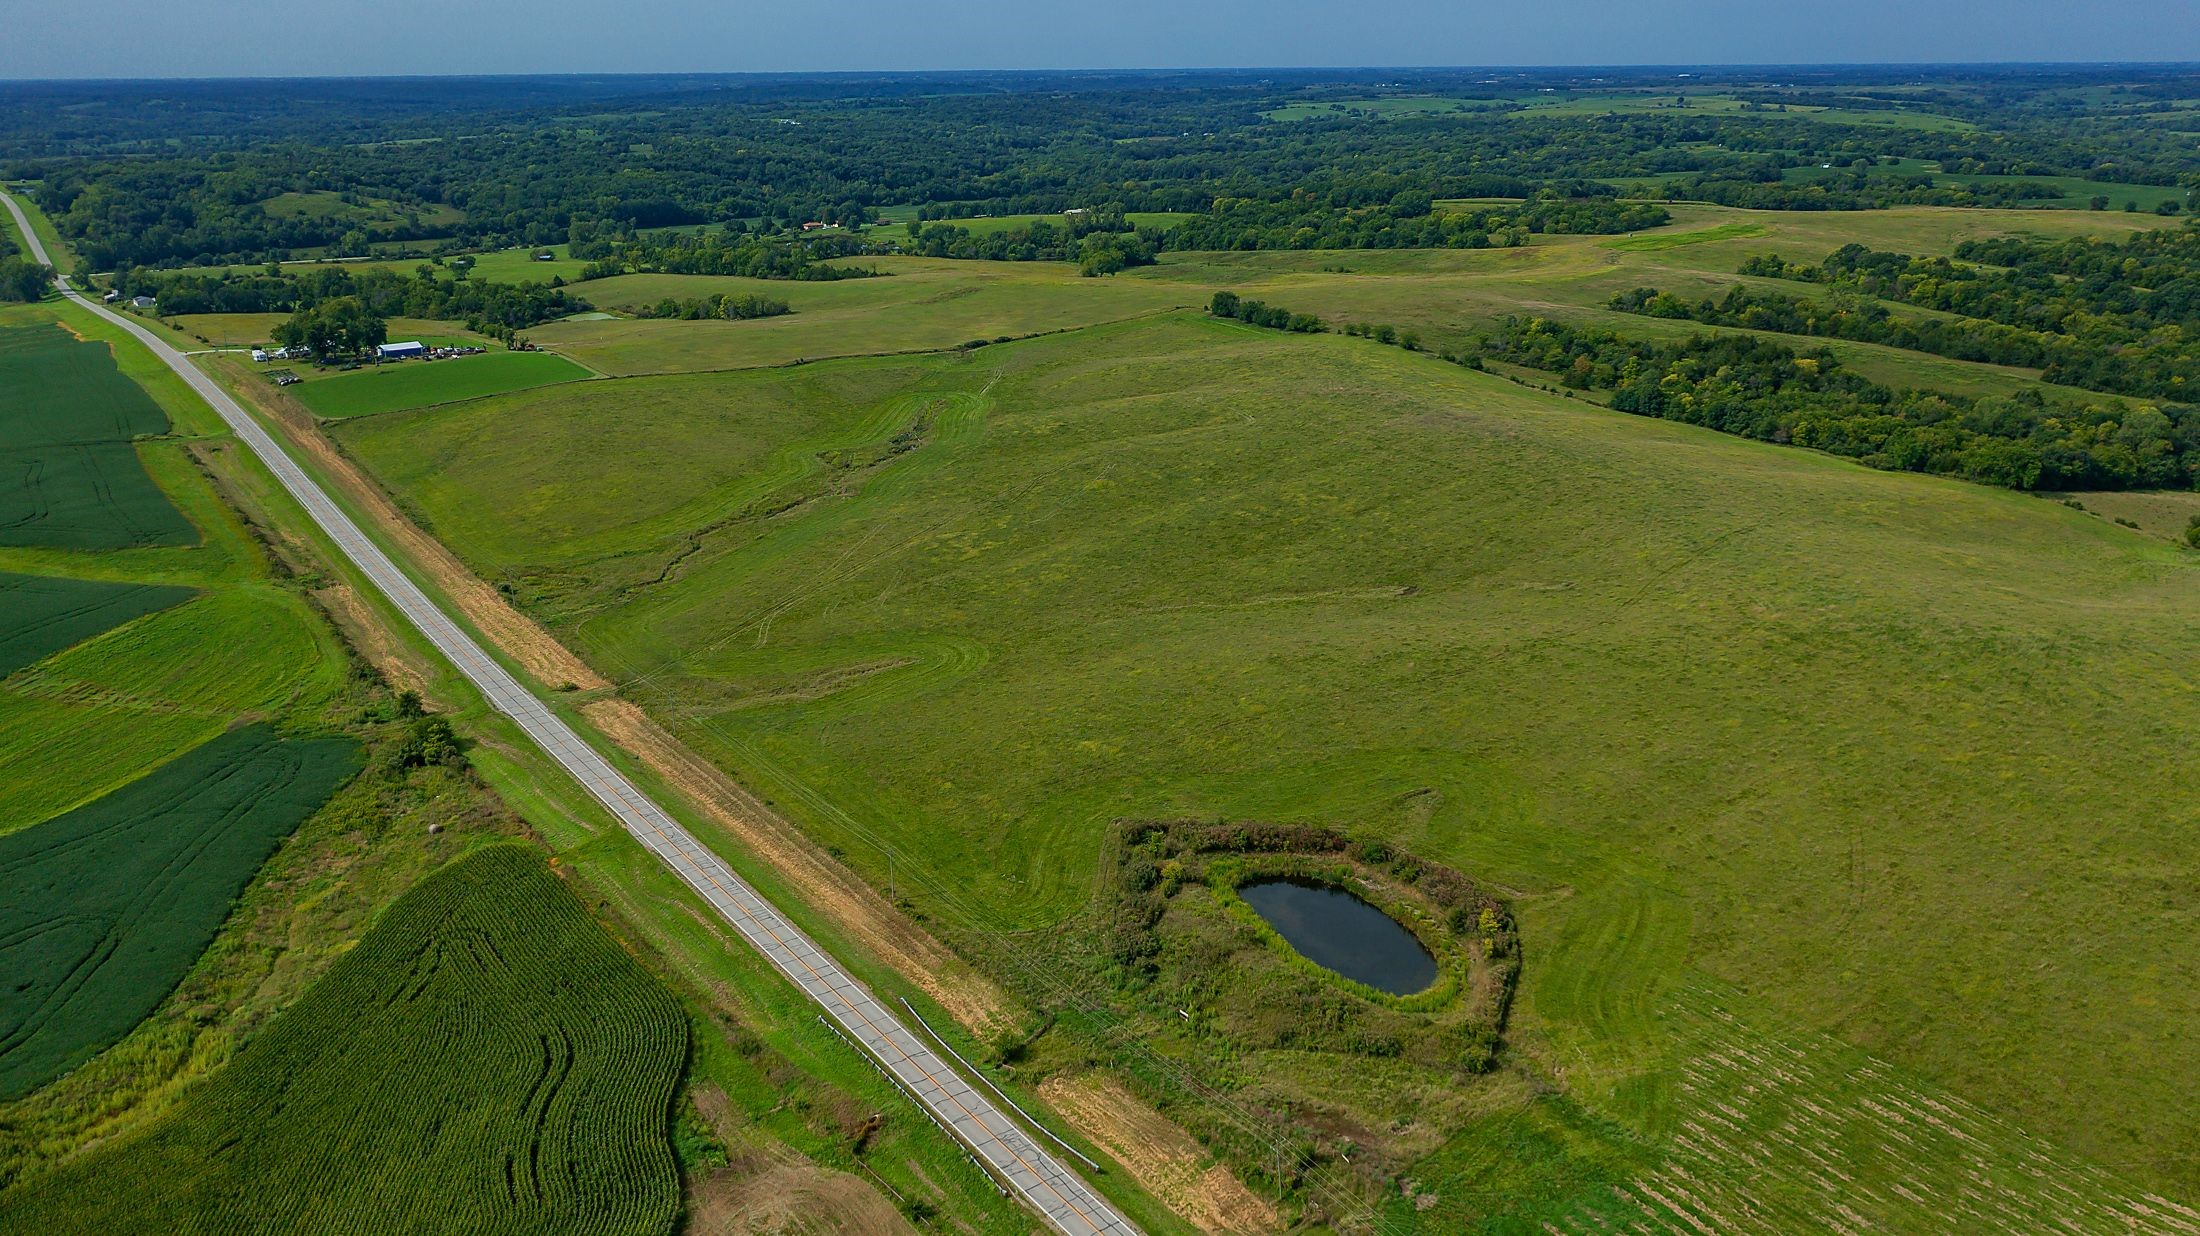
1081, 818, 1518, 1212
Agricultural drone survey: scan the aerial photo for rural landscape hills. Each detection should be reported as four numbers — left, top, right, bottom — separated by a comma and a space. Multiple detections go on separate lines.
3, 55, 2200, 1236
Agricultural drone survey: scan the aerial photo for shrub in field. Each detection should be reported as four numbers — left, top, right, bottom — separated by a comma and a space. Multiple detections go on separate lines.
0, 845, 687, 1236
0, 570, 193, 678
0, 724, 361, 1099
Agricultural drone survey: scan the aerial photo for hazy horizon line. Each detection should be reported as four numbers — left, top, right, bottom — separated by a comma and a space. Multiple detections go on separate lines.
5, 58, 2199, 86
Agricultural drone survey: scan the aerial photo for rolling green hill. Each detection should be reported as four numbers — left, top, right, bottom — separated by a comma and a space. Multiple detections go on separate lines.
339, 305, 2200, 1225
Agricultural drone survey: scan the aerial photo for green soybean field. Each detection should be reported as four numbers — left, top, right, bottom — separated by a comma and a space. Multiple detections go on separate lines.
0, 723, 361, 1099
0, 845, 688, 1236
0, 570, 192, 678
0, 323, 196, 549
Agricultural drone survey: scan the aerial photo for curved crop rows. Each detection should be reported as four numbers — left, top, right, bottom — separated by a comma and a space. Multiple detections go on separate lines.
0, 845, 688, 1236
0, 723, 361, 1099
0, 570, 192, 679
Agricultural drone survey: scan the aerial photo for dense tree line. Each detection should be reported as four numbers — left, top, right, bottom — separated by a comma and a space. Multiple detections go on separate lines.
896, 208, 1163, 270
900, 192, 1667, 269
1208, 291, 1325, 333
1486, 316, 2200, 491
1688, 230, 2200, 399
0, 259, 49, 302
115, 265, 587, 333
0, 226, 48, 302
272, 296, 386, 360
578, 230, 882, 282
1641, 168, 2066, 211
1169, 191, 1667, 251
1611, 283, 2072, 372
23, 66, 2198, 272
631, 292, 790, 321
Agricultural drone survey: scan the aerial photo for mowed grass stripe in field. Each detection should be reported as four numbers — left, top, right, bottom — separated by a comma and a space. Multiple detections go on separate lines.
0, 723, 360, 1100
0, 845, 688, 1235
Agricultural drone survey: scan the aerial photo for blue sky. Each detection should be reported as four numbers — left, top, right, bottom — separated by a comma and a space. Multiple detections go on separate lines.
6, 0, 2196, 79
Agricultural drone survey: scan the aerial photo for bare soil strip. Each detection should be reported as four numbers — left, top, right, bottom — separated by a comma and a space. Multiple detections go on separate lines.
1039, 1073, 1277, 1235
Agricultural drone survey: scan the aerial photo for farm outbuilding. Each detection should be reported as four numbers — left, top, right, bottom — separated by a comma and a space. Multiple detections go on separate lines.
377, 341, 427, 361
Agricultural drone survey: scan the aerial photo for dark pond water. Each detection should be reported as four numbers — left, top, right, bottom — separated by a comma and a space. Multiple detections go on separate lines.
1238, 878, 1437, 996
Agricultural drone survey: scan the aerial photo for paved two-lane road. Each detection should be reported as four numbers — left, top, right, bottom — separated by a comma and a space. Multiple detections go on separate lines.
1, 191, 1140, 1236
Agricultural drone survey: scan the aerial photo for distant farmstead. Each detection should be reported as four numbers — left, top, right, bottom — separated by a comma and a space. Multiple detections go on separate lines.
377, 341, 427, 361
130, 295, 156, 310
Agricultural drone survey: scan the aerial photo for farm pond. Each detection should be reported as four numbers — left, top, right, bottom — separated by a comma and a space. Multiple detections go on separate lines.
1238, 879, 1437, 996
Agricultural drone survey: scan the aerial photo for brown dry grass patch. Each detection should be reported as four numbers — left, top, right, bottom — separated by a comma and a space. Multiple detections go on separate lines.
1039, 1073, 1277, 1235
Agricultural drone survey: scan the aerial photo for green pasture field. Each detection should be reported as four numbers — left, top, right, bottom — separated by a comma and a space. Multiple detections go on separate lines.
2059, 489, 2200, 543
0, 845, 686, 1235
290, 350, 592, 419
333, 362, 932, 575
0, 724, 360, 1100
1126, 202, 2175, 398
341, 299, 2200, 1223
528, 204, 2169, 395
463, 243, 593, 283
532, 256, 1198, 375
258, 189, 465, 231
0, 571, 191, 678
1599, 220, 1768, 251
0, 323, 196, 550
